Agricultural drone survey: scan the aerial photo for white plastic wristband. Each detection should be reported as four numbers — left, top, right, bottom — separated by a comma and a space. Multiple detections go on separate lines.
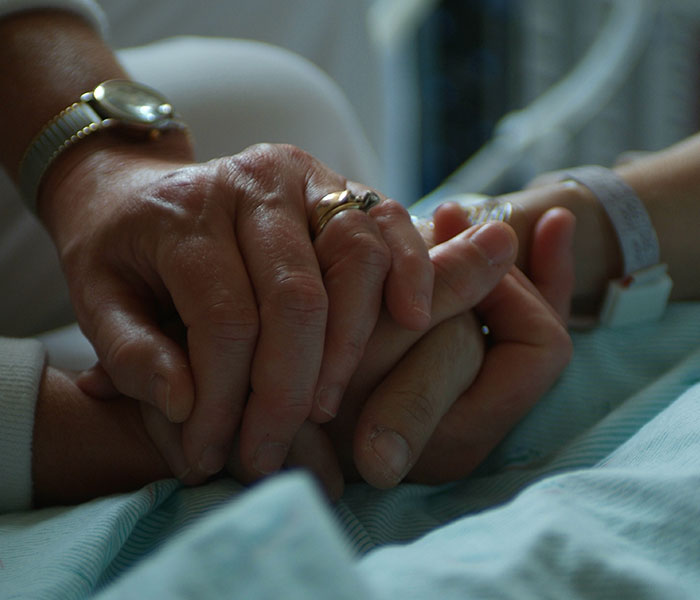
560, 165, 672, 327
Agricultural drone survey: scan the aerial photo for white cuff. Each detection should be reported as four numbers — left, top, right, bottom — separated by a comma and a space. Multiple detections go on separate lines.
0, 0, 107, 37
0, 337, 46, 513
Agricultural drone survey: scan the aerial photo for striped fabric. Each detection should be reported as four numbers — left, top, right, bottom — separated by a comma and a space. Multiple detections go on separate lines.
0, 337, 44, 513
1, 302, 699, 598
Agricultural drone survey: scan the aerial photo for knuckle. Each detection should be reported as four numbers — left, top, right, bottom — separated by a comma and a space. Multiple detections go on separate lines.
223, 143, 312, 184
278, 143, 315, 168
392, 388, 438, 432
225, 144, 279, 178
338, 328, 368, 361
433, 260, 476, 308
394, 245, 431, 277
373, 198, 409, 223
103, 331, 143, 377
218, 145, 308, 215
262, 274, 328, 325
279, 393, 315, 417
145, 166, 218, 224
252, 386, 313, 421
201, 300, 259, 344
346, 231, 391, 273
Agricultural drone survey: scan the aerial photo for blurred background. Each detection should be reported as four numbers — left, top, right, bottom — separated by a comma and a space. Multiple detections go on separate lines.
103, 0, 700, 206
383, 0, 700, 209
416, 0, 700, 192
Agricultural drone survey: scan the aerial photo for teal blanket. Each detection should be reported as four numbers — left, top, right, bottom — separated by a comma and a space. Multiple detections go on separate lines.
3, 303, 700, 599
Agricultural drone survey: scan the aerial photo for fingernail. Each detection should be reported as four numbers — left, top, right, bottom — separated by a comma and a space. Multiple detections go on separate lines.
253, 441, 289, 475
468, 222, 515, 266
198, 445, 226, 475
412, 292, 432, 325
370, 429, 411, 482
316, 386, 342, 418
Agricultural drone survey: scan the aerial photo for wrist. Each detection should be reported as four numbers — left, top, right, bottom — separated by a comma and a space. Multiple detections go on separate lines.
38, 129, 194, 237
506, 180, 622, 314
33, 366, 171, 507
0, 10, 128, 179
22, 77, 194, 216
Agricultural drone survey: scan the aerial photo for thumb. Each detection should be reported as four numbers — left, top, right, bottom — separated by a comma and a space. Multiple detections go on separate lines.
528, 207, 576, 322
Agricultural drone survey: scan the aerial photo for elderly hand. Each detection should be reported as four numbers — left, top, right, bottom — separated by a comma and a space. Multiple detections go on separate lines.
79, 209, 573, 498
43, 138, 433, 484
223, 208, 574, 496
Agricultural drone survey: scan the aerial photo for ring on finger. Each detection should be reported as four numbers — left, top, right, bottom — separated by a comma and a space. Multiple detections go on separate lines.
311, 189, 381, 238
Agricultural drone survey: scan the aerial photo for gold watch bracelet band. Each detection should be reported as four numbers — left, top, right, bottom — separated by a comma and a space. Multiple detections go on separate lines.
18, 101, 107, 212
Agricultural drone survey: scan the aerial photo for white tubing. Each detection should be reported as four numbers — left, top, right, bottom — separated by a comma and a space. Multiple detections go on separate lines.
367, 0, 441, 51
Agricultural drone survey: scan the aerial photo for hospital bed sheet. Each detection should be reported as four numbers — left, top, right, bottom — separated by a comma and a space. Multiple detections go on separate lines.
2, 302, 700, 599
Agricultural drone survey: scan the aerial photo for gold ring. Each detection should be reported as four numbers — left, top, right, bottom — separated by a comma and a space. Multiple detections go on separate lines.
310, 189, 381, 238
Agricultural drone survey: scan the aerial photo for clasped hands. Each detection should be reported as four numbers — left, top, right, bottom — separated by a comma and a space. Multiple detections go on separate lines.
41, 139, 574, 498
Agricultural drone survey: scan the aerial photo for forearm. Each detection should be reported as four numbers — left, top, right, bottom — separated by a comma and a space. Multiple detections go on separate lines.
507, 181, 618, 314
0, 9, 193, 227
0, 9, 127, 179
33, 367, 171, 507
613, 135, 700, 301
507, 134, 700, 310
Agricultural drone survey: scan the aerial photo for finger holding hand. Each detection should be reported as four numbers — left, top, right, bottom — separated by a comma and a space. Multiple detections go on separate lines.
405, 210, 576, 483
166, 230, 260, 481
309, 183, 434, 423
73, 268, 195, 427
528, 207, 576, 322
74, 239, 254, 485
407, 265, 573, 483
333, 220, 518, 409
284, 422, 345, 501
76, 361, 191, 482
308, 188, 391, 422
325, 221, 518, 487
226, 422, 345, 501
431, 201, 472, 244
226, 146, 343, 481
45, 152, 261, 483
367, 194, 435, 330
433, 197, 578, 322
348, 210, 573, 488
350, 312, 484, 488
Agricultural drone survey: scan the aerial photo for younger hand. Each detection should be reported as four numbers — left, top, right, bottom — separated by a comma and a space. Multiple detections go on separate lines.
33, 366, 171, 507
227, 208, 574, 495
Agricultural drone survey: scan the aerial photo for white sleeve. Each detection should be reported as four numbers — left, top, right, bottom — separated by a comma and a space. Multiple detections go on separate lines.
0, 0, 107, 37
0, 337, 46, 513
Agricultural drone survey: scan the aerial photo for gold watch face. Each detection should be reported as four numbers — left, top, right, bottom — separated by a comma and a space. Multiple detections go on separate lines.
92, 80, 175, 127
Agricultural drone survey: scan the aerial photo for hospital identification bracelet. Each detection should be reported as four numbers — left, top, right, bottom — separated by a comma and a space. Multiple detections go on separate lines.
560, 165, 672, 327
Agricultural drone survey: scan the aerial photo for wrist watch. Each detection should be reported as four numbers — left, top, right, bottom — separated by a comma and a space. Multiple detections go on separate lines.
18, 79, 189, 212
